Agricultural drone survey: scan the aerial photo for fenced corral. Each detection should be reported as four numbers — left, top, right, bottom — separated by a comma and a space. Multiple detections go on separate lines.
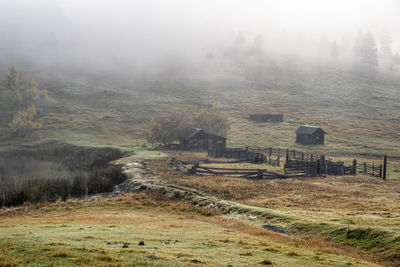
206, 145, 388, 179
284, 157, 346, 176
355, 156, 387, 179
283, 149, 387, 179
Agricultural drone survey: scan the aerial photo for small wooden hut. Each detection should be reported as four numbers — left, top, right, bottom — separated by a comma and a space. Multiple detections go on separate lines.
249, 114, 283, 122
295, 125, 326, 145
181, 128, 226, 151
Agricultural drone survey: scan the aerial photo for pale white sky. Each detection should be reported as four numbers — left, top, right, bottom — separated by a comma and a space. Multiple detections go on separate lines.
0, 0, 399, 68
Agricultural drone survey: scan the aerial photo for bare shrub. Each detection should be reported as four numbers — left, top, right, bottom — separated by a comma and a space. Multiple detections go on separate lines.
147, 105, 230, 146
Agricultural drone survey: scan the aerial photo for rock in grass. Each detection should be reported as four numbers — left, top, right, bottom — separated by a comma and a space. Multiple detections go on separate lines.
138, 241, 145, 246
122, 243, 129, 248
106, 242, 111, 245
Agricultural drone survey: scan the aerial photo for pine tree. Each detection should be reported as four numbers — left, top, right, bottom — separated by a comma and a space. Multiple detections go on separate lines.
353, 32, 378, 68
362, 32, 378, 67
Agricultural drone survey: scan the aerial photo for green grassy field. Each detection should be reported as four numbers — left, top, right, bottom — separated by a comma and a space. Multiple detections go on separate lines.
0, 195, 379, 267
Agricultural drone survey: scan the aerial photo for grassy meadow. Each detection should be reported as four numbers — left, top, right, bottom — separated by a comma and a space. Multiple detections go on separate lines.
0, 194, 379, 267
1, 60, 399, 161
0, 59, 399, 266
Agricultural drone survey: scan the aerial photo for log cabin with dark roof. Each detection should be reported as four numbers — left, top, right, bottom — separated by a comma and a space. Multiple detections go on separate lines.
249, 114, 283, 122
295, 125, 326, 145
180, 128, 226, 151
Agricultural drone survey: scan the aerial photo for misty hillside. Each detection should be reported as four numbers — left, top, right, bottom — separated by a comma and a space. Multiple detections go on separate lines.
1, 55, 399, 158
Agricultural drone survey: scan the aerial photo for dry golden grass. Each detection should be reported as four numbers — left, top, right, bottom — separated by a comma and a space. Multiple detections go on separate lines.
53, 248, 73, 258
149, 155, 400, 232
0, 193, 381, 266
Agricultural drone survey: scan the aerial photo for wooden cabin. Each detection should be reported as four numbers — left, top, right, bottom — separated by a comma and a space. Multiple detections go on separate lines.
181, 128, 226, 151
249, 114, 283, 122
295, 125, 326, 145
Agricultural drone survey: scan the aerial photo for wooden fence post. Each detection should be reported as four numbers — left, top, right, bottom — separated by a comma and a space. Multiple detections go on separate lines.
277, 155, 280, 166
286, 149, 289, 162
372, 162, 375, 176
317, 160, 320, 174
363, 162, 367, 174
353, 159, 357, 175
190, 163, 199, 174
379, 165, 382, 178
269, 147, 272, 164
383, 155, 387, 180
257, 169, 263, 179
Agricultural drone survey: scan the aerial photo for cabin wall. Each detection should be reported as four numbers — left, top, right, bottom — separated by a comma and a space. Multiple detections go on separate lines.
296, 133, 324, 144
185, 137, 226, 151
249, 114, 283, 122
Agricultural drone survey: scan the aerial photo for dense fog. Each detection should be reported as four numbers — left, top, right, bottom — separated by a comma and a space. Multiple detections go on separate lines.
0, 0, 399, 74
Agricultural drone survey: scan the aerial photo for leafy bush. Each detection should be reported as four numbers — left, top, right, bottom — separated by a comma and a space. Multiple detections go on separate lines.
8, 105, 42, 136
0, 66, 48, 136
0, 66, 47, 110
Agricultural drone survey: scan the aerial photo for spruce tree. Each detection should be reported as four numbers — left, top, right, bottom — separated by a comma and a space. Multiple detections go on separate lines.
359, 32, 378, 68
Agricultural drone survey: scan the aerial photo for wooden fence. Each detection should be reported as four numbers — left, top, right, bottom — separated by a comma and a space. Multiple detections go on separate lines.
284, 158, 348, 176
355, 156, 387, 179
208, 147, 281, 166
283, 149, 387, 179
208, 146, 388, 179
187, 162, 298, 179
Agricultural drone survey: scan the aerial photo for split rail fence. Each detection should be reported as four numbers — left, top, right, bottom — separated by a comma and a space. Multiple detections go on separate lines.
209, 146, 388, 179
187, 162, 298, 179
283, 149, 387, 179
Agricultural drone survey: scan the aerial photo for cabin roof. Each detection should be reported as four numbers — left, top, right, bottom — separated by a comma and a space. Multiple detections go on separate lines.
187, 128, 225, 140
188, 128, 203, 139
295, 125, 326, 135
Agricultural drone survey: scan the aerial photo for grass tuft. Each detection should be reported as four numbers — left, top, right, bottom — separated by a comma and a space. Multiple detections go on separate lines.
53, 249, 72, 258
